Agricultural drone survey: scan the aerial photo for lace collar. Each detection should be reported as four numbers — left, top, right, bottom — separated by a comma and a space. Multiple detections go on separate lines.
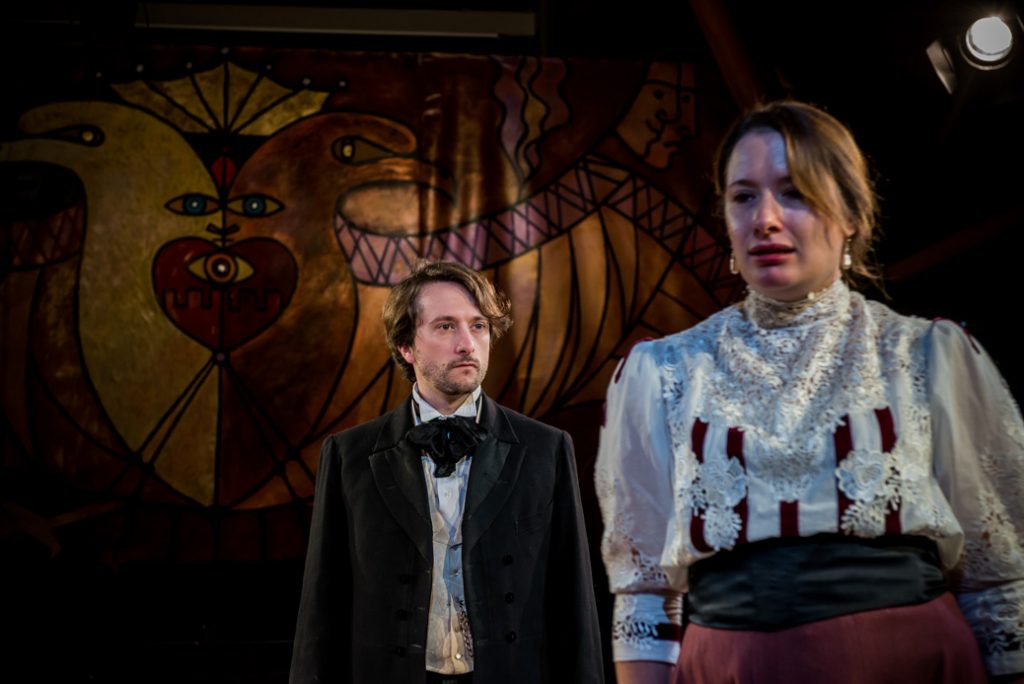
742, 279, 850, 330
660, 279, 917, 501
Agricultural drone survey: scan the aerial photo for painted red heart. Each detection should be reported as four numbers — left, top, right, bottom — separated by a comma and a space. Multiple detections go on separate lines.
153, 237, 297, 351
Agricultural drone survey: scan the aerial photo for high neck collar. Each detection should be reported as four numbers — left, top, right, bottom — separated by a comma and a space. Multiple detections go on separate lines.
743, 279, 850, 329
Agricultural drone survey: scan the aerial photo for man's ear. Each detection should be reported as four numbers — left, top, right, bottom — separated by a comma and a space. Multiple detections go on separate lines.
399, 345, 415, 365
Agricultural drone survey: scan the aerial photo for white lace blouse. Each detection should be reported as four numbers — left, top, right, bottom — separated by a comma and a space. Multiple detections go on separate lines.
595, 281, 1024, 676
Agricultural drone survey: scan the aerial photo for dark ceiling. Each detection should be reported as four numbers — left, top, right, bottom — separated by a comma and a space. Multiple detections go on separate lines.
5, 0, 1024, 390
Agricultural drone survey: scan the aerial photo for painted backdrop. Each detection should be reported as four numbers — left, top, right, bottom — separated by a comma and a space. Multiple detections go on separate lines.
0, 46, 739, 563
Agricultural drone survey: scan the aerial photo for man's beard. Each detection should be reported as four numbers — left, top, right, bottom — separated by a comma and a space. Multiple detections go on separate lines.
420, 358, 486, 397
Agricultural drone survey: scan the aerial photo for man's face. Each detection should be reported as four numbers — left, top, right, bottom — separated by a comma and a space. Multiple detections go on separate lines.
399, 281, 491, 406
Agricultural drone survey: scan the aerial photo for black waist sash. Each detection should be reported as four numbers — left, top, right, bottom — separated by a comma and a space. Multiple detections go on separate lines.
687, 535, 947, 631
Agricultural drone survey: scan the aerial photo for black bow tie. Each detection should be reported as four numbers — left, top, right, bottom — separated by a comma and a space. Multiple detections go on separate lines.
406, 416, 489, 477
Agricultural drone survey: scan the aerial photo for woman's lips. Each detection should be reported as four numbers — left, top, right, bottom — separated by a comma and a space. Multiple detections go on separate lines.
749, 245, 794, 265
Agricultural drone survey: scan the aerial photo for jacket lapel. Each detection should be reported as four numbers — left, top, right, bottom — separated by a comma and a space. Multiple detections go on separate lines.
369, 400, 433, 564
463, 395, 523, 553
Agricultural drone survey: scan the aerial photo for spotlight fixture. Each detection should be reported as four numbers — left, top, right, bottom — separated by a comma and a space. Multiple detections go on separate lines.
927, 12, 1023, 94
962, 16, 1014, 68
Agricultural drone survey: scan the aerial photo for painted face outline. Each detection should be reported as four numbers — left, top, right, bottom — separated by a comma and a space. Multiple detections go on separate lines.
616, 62, 696, 169
399, 281, 491, 412
724, 129, 852, 301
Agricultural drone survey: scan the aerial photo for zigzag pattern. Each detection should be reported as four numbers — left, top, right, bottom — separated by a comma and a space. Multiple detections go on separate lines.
335, 156, 735, 303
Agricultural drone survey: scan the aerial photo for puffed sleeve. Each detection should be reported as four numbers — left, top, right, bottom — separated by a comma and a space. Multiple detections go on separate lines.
595, 341, 684, 664
928, 321, 1024, 676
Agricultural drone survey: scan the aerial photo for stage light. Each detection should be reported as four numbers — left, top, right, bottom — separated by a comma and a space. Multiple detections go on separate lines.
963, 16, 1014, 68
927, 12, 1023, 94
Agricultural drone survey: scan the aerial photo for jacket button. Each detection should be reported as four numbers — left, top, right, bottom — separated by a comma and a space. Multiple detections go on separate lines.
505, 631, 517, 642
395, 609, 409, 620
502, 554, 514, 565
398, 573, 413, 584
505, 592, 515, 604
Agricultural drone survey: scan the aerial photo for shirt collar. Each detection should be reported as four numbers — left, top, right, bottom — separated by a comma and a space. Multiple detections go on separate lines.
411, 385, 482, 424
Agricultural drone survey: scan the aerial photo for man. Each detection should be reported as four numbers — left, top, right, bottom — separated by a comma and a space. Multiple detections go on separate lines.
290, 262, 603, 683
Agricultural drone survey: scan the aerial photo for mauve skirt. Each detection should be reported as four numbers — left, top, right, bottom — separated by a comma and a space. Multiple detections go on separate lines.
675, 593, 987, 684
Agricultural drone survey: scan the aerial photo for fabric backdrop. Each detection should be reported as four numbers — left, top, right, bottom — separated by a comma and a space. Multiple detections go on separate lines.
0, 45, 739, 563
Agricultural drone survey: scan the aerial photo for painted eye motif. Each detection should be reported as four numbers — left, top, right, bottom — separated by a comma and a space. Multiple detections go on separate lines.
187, 251, 255, 284
226, 194, 283, 217
166, 193, 220, 216
333, 136, 395, 164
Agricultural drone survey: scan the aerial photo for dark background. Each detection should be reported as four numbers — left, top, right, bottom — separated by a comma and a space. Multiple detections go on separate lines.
3, 1, 1022, 681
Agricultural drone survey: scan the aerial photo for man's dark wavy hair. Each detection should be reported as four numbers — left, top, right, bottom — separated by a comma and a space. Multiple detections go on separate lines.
382, 261, 513, 383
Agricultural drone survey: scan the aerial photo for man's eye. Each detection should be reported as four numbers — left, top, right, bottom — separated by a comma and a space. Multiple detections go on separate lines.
438, 323, 453, 330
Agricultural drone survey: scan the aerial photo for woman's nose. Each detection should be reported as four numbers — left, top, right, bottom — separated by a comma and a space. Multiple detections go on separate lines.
752, 195, 782, 236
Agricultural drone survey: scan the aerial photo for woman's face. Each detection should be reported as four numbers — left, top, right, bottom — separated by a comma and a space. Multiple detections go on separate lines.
724, 129, 851, 301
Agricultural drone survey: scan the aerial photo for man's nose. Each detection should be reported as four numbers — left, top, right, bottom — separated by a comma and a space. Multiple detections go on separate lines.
454, 326, 476, 354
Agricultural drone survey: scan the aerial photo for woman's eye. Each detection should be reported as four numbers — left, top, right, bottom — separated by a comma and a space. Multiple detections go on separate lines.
782, 187, 805, 201
730, 191, 753, 204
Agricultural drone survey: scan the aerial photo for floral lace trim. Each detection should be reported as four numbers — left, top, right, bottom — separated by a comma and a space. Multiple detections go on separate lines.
962, 369, 1024, 583
963, 481, 1024, 580
744, 279, 849, 329
611, 594, 684, 651
835, 440, 930, 536
961, 583, 1024, 675
599, 517, 670, 588
612, 616, 661, 649
688, 451, 747, 549
596, 466, 671, 590
985, 377, 1024, 487
659, 283, 929, 507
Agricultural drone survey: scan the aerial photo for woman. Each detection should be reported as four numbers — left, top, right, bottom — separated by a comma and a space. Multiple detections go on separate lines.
596, 101, 1024, 683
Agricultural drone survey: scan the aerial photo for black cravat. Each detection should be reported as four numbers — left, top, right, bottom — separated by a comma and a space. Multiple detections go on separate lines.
406, 416, 489, 477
